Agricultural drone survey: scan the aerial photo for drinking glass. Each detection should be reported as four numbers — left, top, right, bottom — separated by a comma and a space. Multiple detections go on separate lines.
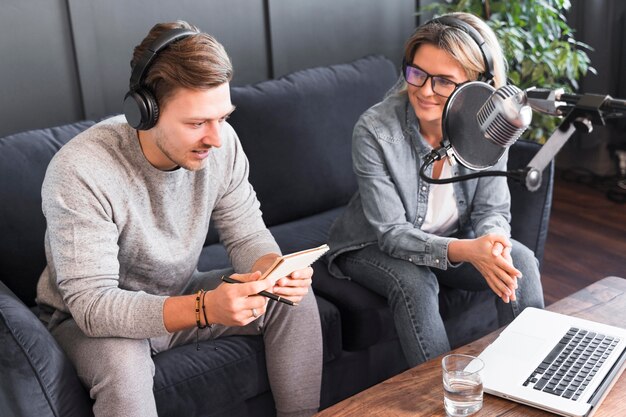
442, 354, 484, 416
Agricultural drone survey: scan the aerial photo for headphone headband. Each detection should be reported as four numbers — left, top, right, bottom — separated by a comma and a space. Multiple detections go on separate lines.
424, 16, 495, 83
129, 28, 197, 90
124, 27, 197, 130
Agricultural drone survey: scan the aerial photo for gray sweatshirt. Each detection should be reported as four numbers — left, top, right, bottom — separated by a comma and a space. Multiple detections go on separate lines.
36, 115, 279, 339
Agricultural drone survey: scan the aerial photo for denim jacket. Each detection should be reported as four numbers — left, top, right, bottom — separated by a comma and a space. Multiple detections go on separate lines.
327, 92, 511, 279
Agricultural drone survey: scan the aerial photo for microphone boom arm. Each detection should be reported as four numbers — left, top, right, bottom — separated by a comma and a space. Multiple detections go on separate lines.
519, 92, 611, 191
522, 120, 579, 191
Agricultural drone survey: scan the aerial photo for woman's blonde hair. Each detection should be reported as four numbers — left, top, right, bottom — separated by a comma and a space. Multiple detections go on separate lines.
403, 12, 507, 88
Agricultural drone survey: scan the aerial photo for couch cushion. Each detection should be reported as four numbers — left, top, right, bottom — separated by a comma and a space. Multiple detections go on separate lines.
312, 267, 396, 351
197, 243, 231, 272
198, 207, 341, 273
438, 286, 499, 348
153, 335, 268, 417
268, 207, 342, 254
315, 295, 342, 363
229, 55, 398, 227
0, 121, 95, 306
0, 281, 93, 417
153, 295, 340, 417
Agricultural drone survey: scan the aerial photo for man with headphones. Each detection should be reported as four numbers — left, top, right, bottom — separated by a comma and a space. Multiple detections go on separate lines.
36, 21, 322, 417
326, 12, 544, 368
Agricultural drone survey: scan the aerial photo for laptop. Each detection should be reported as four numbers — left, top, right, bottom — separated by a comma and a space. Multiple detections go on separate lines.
478, 307, 626, 417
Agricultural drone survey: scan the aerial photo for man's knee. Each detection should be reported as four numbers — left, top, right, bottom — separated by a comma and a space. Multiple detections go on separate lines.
297, 289, 318, 313
275, 289, 319, 323
82, 338, 156, 414
263, 289, 321, 336
53, 321, 154, 393
100, 338, 155, 381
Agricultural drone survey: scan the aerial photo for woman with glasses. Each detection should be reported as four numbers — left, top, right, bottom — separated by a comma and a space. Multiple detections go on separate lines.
326, 12, 544, 367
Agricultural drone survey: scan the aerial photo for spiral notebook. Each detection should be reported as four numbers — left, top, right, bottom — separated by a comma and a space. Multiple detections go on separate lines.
260, 244, 329, 283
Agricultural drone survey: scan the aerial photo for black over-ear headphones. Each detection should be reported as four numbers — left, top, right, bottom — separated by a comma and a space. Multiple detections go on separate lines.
404, 16, 495, 84
123, 28, 197, 130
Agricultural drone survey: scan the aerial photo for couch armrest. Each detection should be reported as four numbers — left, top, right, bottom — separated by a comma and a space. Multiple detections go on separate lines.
0, 281, 93, 417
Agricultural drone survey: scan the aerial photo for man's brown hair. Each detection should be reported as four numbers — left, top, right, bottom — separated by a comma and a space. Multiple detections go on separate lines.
131, 20, 233, 109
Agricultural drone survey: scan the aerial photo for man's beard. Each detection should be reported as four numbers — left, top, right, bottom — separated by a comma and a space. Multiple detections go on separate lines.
154, 131, 207, 171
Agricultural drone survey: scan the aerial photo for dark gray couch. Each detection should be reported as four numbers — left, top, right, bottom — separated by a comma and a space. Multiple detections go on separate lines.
0, 55, 553, 417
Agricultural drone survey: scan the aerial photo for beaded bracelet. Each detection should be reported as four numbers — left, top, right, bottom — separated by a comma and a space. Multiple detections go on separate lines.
195, 290, 207, 329
195, 289, 214, 351
202, 290, 210, 329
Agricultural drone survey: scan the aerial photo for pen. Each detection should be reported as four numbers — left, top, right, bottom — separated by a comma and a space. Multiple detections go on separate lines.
221, 276, 298, 306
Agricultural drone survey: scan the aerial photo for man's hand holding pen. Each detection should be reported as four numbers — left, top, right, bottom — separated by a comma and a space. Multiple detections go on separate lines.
207, 267, 313, 326
202, 271, 274, 326
222, 266, 313, 305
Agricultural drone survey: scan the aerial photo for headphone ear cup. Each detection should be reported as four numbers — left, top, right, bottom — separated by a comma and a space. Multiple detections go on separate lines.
123, 89, 159, 130
123, 90, 148, 130
141, 88, 159, 129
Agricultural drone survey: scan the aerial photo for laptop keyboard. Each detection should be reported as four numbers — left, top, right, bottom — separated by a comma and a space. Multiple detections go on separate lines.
523, 327, 620, 401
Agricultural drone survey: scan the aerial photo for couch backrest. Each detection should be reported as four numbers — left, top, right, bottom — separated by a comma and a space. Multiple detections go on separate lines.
0, 56, 399, 305
0, 121, 95, 305
229, 55, 398, 227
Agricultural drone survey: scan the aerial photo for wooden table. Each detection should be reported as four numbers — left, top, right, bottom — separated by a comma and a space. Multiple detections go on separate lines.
315, 276, 626, 417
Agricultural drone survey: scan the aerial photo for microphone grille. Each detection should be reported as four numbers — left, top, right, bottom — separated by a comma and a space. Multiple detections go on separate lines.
477, 85, 532, 148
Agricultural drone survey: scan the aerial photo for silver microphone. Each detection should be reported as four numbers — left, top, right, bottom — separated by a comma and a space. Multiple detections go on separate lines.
477, 85, 532, 148
441, 81, 533, 171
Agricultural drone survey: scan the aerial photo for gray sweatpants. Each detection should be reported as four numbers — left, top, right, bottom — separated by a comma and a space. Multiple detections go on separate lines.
50, 268, 323, 417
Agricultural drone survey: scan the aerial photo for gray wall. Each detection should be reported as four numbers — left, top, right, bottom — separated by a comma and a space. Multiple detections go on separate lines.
0, 0, 416, 137
0, 0, 83, 136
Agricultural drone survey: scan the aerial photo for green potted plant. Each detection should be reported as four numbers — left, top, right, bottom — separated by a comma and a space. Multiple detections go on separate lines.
420, 0, 595, 142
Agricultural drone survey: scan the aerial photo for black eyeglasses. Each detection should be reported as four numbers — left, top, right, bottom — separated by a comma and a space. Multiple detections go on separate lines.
402, 62, 463, 98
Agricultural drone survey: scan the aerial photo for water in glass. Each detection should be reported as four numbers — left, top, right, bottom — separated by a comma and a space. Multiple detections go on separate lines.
442, 354, 484, 416
443, 372, 483, 416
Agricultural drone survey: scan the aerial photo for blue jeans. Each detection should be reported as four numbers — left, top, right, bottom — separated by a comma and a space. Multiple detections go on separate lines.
335, 239, 544, 367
